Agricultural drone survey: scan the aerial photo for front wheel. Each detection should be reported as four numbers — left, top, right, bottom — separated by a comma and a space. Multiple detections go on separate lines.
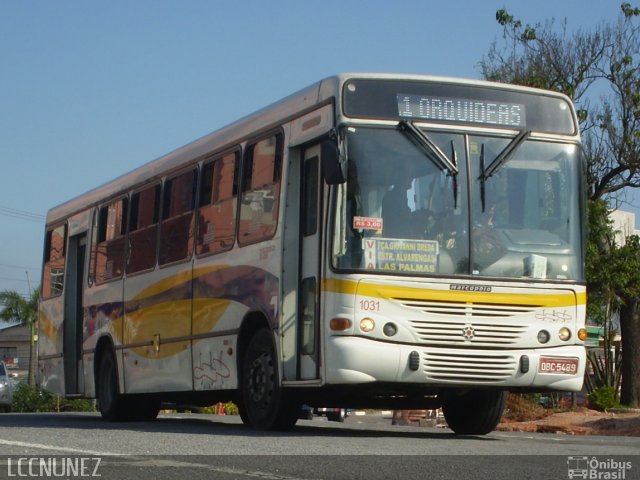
442, 390, 506, 435
97, 352, 126, 421
239, 329, 300, 430
97, 351, 160, 422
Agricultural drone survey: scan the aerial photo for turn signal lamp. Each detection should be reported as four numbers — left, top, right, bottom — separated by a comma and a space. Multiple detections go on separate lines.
330, 318, 352, 331
577, 328, 588, 342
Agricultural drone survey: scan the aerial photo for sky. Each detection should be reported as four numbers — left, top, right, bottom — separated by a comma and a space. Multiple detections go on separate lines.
0, 0, 633, 300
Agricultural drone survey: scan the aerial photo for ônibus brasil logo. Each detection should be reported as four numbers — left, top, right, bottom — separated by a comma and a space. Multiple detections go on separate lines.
567, 456, 633, 479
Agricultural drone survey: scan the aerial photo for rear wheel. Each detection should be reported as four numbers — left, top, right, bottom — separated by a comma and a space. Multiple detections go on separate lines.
442, 390, 506, 435
239, 329, 299, 430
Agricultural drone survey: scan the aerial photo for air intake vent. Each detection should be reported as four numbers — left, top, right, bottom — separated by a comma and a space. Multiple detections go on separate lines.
396, 298, 539, 318
409, 319, 527, 346
424, 351, 517, 383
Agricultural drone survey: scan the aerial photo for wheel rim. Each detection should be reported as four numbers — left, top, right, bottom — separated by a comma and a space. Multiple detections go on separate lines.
247, 351, 275, 413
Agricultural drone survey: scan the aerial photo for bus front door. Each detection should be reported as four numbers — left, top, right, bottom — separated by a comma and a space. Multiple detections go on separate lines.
297, 145, 323, 380
63, 234, 86, 395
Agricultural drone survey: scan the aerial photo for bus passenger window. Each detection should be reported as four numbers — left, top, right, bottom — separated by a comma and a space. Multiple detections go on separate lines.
239, 133, 283, 245
127, 184, 160, 274
159, 169, 196, 265
197, 151, 239, 255
92, 198, 127, 284
42, 224, 66, 298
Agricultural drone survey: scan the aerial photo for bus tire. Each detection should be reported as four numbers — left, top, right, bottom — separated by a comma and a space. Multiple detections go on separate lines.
240, 329, 299, 431
97, 351, 127, 421
97, 352, 160, 421
442, 390, 506, 435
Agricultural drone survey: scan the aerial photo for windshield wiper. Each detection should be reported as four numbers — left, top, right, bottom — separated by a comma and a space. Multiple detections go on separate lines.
480, 129, 531, 180
398, 120, 458, 175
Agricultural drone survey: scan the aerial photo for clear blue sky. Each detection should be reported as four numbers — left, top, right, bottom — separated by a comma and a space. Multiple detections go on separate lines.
0, 0, 630, 298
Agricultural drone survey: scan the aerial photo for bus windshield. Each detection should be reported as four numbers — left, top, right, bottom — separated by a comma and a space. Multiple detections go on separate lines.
332, 126, 583, 281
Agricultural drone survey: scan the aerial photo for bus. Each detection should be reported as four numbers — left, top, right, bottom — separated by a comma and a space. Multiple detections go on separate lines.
38, 73, 587, 434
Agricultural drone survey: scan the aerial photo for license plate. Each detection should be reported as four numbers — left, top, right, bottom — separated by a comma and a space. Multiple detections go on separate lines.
538, 357, 579, 375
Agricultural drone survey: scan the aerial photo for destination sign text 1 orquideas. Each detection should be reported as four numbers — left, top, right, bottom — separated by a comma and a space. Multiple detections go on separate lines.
398, 94, 525, 127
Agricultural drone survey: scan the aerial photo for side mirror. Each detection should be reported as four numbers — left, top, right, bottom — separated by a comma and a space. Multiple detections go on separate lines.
321, 140, 347, 185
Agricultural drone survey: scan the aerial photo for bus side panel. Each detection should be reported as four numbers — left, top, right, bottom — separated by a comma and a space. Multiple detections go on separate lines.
192, 335, 238, 391
122, 263, 193, 394
38, 297, 65, 395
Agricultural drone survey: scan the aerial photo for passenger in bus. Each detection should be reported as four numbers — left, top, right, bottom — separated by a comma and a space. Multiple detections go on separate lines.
381, 173, 412, 238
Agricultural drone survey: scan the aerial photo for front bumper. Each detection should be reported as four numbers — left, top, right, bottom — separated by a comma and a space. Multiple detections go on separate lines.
325, 336, 586, 392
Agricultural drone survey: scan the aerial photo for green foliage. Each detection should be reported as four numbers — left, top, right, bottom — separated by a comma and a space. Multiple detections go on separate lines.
11, 384, 56, 412
201, 401, 239, 415
622, 3, 640, 17
0, 289, 39, 325
59, 398, 96, 412
223, 401, 239, 415
496, 9, 519, 27
11, 384, 96, 413
585, 199, 617, 325
588, 386, 620, 411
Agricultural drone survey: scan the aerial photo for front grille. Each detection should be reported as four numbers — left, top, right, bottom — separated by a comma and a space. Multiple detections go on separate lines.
397, 297, 532, 347
423, 351, 517, 383
397, 298, 539, 318
409, 319, 527, 346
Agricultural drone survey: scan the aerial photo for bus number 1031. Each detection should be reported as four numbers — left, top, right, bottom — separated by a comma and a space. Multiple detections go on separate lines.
359, 299, 380, 311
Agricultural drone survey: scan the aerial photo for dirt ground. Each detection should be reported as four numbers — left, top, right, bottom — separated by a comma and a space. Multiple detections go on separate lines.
496, 408, 640, 436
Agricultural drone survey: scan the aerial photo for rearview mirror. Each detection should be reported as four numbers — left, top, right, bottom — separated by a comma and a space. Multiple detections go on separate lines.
321, 140, 346, 185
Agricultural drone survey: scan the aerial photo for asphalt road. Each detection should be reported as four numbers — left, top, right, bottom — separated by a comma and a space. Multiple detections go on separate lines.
0, 412, 638, 480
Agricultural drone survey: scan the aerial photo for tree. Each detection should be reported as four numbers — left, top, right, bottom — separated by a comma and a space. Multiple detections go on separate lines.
584, 200, 622, 394
483, 5, 640, 202
480, 4, 640, 406
609, 235, 640, 406
0, 289, 39, 386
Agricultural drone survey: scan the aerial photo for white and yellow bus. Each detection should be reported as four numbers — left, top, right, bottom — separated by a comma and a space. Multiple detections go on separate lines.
38, 73, 587, 434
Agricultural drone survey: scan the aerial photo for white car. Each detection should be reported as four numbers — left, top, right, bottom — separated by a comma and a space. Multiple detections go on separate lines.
0, 361, 14, 412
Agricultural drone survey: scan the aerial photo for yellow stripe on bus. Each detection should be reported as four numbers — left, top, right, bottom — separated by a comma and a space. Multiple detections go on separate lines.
322, 279, 586, 307
132, 269, 193, 301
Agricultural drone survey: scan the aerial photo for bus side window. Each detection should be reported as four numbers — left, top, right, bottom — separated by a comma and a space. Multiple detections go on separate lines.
159, 169, 197, 265
239, 133, 283, 245
197, 151, 239, 255
42, 224, 67, 298
91, 198, 127, 284
127, 184, 160, 274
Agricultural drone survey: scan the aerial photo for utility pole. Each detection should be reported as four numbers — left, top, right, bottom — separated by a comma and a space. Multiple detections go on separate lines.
25, 271, 36, 387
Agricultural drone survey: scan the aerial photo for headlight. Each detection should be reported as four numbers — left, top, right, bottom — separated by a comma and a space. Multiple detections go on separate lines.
558, 327, 572, 341
359, 318, 375, 333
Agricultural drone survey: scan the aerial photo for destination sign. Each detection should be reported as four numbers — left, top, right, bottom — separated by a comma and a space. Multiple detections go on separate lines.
363, 238, 439, 273
398, 94, 525, 127
342, 78, 577, 135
